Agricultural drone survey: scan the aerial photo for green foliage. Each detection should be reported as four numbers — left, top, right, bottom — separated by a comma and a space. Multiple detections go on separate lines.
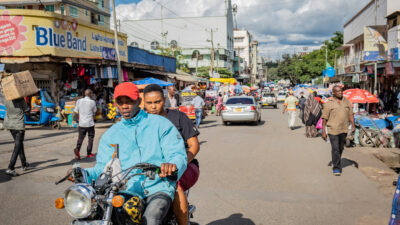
197, 67, 233, 78
157, 46, 190, 73
272, 31, 344, 84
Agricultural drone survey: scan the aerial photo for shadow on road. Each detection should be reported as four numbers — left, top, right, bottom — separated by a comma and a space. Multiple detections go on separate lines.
206, 213, 255, 225
292, 125, 303, 130
0, 131, 76, 145
199, 141, 207, 145
328, 158, 359, 168
0, 170, 12, 183
201, 120, 217, 125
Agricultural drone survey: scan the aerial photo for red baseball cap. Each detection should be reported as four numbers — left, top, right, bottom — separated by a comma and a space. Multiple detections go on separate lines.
114, 82, 139, 101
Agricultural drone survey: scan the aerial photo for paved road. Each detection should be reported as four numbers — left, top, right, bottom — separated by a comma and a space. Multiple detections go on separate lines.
0, 106, 393, 225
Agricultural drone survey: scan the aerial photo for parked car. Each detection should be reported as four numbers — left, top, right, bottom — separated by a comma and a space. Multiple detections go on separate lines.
277, 92, 286, 102
260, 93, 277, 108
221, 96, 261, 125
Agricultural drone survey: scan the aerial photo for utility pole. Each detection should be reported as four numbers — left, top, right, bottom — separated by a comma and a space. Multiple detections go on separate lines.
112, 0, 123, 83
207, 29, 217, 77
196, 51, 199, 76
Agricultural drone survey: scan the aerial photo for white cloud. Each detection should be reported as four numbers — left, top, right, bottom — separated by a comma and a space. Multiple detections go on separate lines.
116, 0, 371, 60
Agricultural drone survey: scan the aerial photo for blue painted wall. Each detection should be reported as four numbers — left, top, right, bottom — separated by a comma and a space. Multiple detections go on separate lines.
127, 47, 176, 73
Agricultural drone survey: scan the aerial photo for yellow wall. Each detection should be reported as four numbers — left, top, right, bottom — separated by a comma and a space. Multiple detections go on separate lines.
0, 9, 126, 61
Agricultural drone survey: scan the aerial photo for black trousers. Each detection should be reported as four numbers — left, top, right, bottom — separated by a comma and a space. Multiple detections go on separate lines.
328, 133, 347, 171
8, 130, 27, 170
75, 126, 95, 155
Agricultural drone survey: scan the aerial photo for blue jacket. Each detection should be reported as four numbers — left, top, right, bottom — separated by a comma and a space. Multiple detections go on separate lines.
85, 110, 187, 200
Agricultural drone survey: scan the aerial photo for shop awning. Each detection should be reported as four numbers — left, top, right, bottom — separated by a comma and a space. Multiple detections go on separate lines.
167, 70, 202, 83
210, 78, 237, 84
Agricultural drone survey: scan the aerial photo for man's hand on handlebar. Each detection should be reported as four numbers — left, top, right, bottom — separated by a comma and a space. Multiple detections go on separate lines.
159, 163, 177, 178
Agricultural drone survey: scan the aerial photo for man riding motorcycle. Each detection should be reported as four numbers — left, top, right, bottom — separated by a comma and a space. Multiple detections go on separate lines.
67, 82, 187, 225
143, 84, 200, 225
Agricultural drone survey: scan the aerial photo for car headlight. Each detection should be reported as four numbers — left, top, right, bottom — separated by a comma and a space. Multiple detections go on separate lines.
64, 184, 96, 219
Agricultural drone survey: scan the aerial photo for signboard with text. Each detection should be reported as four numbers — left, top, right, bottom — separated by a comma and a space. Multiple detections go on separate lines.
0, 10, 127, 61
363, 26, 387, 61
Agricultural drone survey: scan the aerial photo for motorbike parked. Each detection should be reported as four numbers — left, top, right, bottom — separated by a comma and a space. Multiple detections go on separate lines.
55, 146, 196, 225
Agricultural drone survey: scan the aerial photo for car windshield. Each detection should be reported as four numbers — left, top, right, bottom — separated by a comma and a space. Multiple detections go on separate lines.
278, 93, 285, 96
263, 94, 275, 97
226, 98, 254, 105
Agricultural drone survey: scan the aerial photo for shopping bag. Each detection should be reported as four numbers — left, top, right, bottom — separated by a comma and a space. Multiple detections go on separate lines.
316, 118, 323, 129
211, 105, 216, 113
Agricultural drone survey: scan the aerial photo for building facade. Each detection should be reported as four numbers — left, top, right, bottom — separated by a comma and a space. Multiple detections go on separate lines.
234, 29, 252, 75
120, 0, 235, 75
1, 0, 111, 27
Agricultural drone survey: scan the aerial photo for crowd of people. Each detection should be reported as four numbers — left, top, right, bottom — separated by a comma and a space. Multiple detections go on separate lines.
283, 86, 355, 176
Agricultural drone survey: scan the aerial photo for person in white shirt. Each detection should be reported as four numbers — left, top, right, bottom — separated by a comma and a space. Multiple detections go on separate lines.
73, 89, 97, 160
191, 93, 205, 128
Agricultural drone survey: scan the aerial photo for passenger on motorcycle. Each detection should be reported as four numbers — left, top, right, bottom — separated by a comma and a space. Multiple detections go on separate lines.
68, 82, 187, 225
143, 84, 200, 225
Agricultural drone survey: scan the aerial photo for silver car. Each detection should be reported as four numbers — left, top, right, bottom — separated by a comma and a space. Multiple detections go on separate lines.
260, 92, 277, 108
221, 96, 261, 125
277, 92, 286, 102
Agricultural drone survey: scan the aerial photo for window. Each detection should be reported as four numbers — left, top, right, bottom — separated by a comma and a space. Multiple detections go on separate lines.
234, 37, 244, 43
170, 40, 178, 48
69, 6, 78, 18
85, 10, 88, 16
60, 5, 64, 15
98, 14, 104, 25
130, 42, 138, 47
191, 51, 203, 60
226, 98, 254, 105
219, 55, 227, 61
45, 5, 54, 12
16, 6, 25, 9
98, 0, 104, 9
150, 41, 159, 50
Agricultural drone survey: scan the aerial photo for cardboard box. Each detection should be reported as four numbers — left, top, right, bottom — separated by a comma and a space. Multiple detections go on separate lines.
1, 71, 39, 101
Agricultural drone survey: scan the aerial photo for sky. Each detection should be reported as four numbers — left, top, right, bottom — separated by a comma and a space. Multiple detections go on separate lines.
114, 0, 371, 60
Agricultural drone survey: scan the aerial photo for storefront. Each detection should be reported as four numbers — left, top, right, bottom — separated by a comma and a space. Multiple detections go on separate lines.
0, 9, 128, 105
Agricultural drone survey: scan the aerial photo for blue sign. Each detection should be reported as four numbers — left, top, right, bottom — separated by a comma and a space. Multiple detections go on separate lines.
391, 48, 399, 61
326, 67, 335, 78
0, 64, 4, 72
364, 51, 386, 61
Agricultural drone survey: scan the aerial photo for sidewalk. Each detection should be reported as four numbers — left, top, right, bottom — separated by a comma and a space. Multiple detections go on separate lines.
0, 121, 113, 182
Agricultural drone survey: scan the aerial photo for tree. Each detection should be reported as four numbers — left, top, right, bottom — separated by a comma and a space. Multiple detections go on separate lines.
157, 46, 190, 73
273, 31, 344, 84
196, 66, 233, 78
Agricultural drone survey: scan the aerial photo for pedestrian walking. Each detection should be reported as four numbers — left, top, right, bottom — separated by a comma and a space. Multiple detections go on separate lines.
216, 93, 223, 116
321, 86, 355, 176
304, 92, 322, 138
223, 92, 229, 104
191, 92, 205, 128
73, 89, 97, 160
298, 92, 307, 123
282, 90, 299, 130
4, 97, 30, 176
165, 85, 180, 110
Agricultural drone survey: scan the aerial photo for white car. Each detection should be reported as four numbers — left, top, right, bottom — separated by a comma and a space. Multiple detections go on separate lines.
277, 92, 286, 102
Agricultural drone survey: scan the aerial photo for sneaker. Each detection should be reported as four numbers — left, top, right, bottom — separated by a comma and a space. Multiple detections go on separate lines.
74, 148, 81, 160
333, 169, 341, 176
5, 169, 19, 176
86, 153, 96, 158
22, 163, 31, 171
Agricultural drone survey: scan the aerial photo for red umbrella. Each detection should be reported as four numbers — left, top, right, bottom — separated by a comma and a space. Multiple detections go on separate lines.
343, 89, 379, 104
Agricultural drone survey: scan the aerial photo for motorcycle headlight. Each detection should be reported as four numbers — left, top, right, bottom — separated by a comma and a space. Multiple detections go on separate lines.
64, 184, 96, 219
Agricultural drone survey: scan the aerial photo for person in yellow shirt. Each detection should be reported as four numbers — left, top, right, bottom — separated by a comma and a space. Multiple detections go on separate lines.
282, 90, 299, 130
31, 94, 41, 109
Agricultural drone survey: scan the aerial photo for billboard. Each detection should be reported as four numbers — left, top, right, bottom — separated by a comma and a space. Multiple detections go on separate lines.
0, 10, 127, 61
364, 26, 387, 61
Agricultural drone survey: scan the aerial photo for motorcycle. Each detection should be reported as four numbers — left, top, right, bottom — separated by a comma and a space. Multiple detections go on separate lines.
54, 146, 197, 225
